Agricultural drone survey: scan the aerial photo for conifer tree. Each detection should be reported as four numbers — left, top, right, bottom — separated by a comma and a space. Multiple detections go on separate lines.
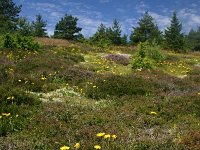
186, 27, 200, 51
54, 14, 82, 40
164, 12, 184, 52
32, 14, 47, 37
90, 23, 111, 47
109, 19, 122, 45
17, 17, 33, 36
0, 0, 21, 33
130, 11, 162, 45
121, 34, 128, 45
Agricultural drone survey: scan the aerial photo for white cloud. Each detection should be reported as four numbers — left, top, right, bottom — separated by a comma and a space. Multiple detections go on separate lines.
76, 15, 112, 37
178, 8, 200, 32
135, 1, 149, 14
149, 12, 171, 31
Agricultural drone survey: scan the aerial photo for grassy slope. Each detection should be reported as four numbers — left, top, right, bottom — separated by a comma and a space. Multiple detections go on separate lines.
0, 38, 200, 150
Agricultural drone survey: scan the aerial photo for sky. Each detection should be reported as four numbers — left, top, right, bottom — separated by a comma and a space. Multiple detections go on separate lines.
14, 0, 200, 37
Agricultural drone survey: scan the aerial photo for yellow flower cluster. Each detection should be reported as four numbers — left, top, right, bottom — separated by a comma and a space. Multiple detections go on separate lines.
2, 113, 11, 117
40, 75, 47, 81
96, 132, 117, 139
60, 143, 80, 150
95, 132, 117, 149
7, 96, 14, 100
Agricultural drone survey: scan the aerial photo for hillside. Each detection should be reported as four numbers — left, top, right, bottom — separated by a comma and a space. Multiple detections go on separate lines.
0, 38, 200, 150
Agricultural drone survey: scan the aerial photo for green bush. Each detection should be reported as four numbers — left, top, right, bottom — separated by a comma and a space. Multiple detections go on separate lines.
0, 86, 40, 136
132, 56, 155, 69
131, 41, 165, 69
3, 34, 40, 51
147, 41, 166, 62
0, 86, 40, 107
85, 74, 154, 99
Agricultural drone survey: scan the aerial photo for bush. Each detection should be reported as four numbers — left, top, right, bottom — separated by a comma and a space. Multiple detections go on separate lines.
147, 41, 166, 62
0, 86, 39, 107
192, 44, 200, 51
3, 34, 40, 51
132, 56, 155, 69
131, 41, 165, 69
85, 74, 154, 99
0, 86, 40, 136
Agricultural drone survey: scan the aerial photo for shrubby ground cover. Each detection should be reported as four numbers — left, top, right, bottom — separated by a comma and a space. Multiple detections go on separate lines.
0, 38, 200, 149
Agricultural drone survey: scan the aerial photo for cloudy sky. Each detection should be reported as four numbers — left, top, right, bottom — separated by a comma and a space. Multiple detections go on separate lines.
14, 0, 200, 37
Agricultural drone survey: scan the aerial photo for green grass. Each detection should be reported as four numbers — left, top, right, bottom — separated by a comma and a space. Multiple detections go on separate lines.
0, 39, 200, 149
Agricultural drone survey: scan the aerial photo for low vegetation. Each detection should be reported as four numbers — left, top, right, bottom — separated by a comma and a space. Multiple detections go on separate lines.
0, 0, 200, 149
0, 37, 200, 149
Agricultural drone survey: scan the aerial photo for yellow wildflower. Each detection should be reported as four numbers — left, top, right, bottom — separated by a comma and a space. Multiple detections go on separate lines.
74, 143, 80, 149
94, 145, 101, 149
2, 113, 11, 117
96, 132, 105, 137
198, 92, 200, 95
60, 145, 70, 150
41, 77, 46, 80
0, 116, 2, 119
18, 79, 22, 82
93, 85, 97, 88
7, 96, 14, 100
150, 111, 157, 115
104, 134, 111, 139
112, 134, 117, 139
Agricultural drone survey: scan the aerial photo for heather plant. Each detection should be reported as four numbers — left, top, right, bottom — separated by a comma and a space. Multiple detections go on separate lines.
85, 74, 154, 99
104, 54, 129, 66
0, 85, 40, 136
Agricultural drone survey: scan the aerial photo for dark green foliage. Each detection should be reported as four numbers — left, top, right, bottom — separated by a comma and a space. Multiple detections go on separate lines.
32, 14, 47, 37
90, 23, 112, 48
85, 75, 154, 99
3, 34, 16, 49
0, 85, 40, 136
108, 19, 122, 45
90, 19, 126, 47
164, 12, 185, 52
131, 41, 165, 69
130, 11, 162, 45
121, 34, 128, 45
186, 27, 200, 51
54, 14, 82, 40
147, 41, 166, 62
0, 86, 39, 106
0, 0, 21, 33
3, 34, 40, 51
17, 17, 33, 36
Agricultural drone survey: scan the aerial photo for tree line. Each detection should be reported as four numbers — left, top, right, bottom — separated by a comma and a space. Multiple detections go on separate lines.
0, 0, 200, 52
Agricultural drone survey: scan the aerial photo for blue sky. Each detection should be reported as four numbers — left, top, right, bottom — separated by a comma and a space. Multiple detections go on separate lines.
14, 0, 200, 37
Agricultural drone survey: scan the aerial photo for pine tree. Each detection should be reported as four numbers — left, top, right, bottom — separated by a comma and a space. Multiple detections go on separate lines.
121, 34, 128, 45
110, 19, 122, 45
164, 12, 184, 52
130, 11, 162, 45
54, 14, 82, 40
17, 17, 33, 36
186, 27, 200, 51
32, 14, 47, 37
90, 23, 111, 47
0, 0, 21, 33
